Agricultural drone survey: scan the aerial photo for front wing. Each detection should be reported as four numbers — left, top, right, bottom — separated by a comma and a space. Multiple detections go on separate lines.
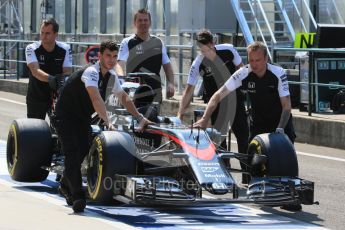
112, 174, 316, 207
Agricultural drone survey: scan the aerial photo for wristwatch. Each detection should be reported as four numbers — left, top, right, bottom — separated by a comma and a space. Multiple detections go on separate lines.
275, 128, 284, 134
136, 113, 144, 122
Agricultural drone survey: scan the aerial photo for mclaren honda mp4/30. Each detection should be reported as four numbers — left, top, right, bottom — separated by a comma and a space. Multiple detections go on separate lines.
6, 73, 317, 210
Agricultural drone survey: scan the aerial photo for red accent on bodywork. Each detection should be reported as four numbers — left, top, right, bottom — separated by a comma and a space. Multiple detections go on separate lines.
149, 130, 216, 161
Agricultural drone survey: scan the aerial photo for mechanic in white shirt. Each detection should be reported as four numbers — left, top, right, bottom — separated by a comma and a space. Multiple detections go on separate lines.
25, 18, 72, 119
54, 40, 153, 213
178, 30, 250, 184
193, 41, 296, 143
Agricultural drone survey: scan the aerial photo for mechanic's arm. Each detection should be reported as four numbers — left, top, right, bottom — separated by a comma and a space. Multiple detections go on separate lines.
177, 84, 195, 120
118, 60, 127, 75
27, 62, 50, 82
27, 63, 71, 87
236, 62, 244, 70
193, 86, 231, 129
86, 86, 114, 130
118, 91, 142, 118
277, 95, 292, 129
163, 63, 175, 98
114, 63, 125, 76
117, 40, 128, 74
118, 91, 154, 130
62, 67, 72, 76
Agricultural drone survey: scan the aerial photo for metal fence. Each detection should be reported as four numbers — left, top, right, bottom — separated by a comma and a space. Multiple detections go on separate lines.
273, 47, 345, 115
1, 38, 345, 116
0, 39, 196, 96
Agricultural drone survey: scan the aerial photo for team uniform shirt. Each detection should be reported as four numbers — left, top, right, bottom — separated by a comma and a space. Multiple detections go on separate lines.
118, 34, 170, 91
56, 61, 123, 122
224, 63, 290, 130
25, 41, 72, 103
187, 44, 242, 102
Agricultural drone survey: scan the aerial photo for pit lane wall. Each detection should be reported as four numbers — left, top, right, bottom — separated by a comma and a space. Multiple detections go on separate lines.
1, 78, 345, 150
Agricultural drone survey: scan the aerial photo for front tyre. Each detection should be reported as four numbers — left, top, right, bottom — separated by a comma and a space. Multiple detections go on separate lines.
87, 131, 137, 204
248, 132, 298, 177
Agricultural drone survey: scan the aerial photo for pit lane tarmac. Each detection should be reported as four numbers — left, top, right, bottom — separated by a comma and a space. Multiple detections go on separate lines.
0, 140, 325, 229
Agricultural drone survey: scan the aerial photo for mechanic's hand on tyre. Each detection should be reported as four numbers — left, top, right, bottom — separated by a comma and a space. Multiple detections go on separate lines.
48, 75, 58, 91
192, 117, 207, 129
275, 127, 284, 134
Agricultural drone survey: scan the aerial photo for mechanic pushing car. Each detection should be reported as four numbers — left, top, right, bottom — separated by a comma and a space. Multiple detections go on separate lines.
25, 18, 72, 120
193, 41, 296, 142
177, 29, 249, 184
193, 42, 298, 210
118, 8, 175, 103
54, 40, 153, 213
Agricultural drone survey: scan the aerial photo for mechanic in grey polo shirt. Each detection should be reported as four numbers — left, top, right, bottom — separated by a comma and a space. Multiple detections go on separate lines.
118, 8, 175, 103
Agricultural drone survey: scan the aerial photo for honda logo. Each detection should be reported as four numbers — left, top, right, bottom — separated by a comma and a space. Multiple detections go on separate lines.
248, 82, 255, 89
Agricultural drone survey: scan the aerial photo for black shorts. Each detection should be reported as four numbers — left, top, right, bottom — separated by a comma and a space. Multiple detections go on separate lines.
26, 100, 50, 120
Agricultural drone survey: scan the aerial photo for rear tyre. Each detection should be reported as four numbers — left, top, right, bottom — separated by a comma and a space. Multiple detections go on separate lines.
7, 119, 53, 182
86, 131, 137, 204
248, 133, 298, 177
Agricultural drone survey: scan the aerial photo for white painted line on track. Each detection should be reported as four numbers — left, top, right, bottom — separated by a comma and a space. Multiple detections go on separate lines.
296, 151, 345, 162
2, 139, 345, 163
230, 140, 345, 163
0, 97, 26, 106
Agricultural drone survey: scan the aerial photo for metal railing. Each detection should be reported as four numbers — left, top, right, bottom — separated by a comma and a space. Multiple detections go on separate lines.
0, 39, 194, 93
2, 38, 345, 117
273, 47, 345, 116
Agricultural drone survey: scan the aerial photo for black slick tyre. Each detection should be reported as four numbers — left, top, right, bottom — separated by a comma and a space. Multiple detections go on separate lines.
7, 119, 53, 182
248, 132, 298, 177
86, 131, 137, 204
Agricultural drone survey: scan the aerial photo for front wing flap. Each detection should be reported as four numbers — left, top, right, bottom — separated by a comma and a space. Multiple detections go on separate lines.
112, 175, 316, 207
247, 177, 315, 206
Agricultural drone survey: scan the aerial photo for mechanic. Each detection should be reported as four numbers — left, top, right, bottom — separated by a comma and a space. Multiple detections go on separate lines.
177, 29, 250, 184
25, 18, 72, 119
54, 40, 153, 213
193, 41, 295, 142
193, 42, 297, 205
118, 8, 175, 104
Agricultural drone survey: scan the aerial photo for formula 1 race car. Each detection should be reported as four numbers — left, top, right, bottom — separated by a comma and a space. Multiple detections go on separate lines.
6, 73, 316, 209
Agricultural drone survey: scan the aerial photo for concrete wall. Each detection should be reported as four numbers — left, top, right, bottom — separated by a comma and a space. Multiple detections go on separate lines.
0, 79, 28, 96
293, 115, 345, 149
